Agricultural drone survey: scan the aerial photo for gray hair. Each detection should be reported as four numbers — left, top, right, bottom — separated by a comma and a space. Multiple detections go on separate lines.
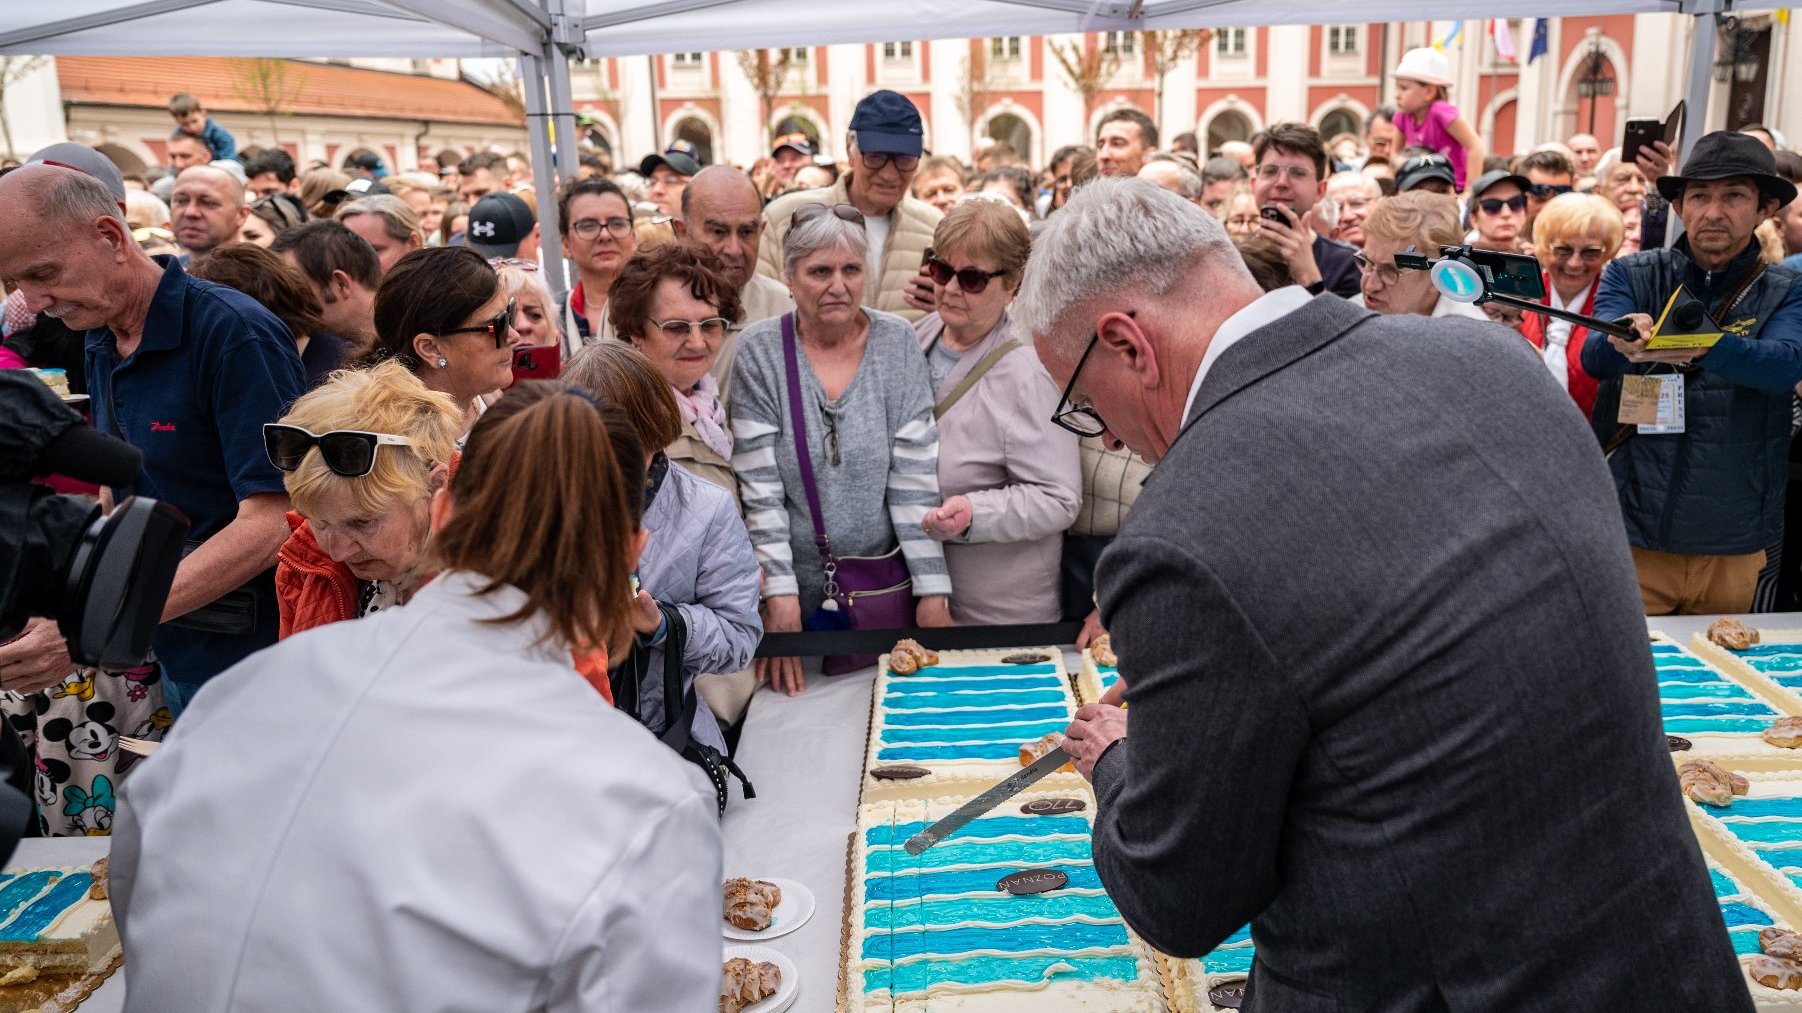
125, 189, 171, 230
45, 168, 126, 228
1145, 154, 1205, 200
782, 208, 868, 277
335, 194, 422, 243
1017, 176, 1250, 349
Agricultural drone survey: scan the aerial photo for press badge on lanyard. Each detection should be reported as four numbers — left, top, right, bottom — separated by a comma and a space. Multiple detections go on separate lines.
1619, 373, 1685, 434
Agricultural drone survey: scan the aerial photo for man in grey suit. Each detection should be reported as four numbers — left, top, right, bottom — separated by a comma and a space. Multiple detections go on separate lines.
1023, 177, 1747, 1013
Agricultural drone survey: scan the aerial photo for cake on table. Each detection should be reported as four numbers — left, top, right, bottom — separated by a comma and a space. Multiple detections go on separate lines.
0, 864, 116, 974
1075, 637, 1119, 705
1162, 924, 1254, 1013
1652, 633, 1802, 769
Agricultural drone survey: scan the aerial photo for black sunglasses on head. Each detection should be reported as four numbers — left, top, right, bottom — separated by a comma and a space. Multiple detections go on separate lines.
1476, 194, 1529, 215
435, 299, 516, 347
264, 424, 417, 478
926, 256, 1007, 294
1529, 183, 1573, 200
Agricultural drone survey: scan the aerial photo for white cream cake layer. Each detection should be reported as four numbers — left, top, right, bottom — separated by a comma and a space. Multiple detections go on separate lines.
863, 648, 1086, 805
1702, 854, 1802, 1010
850, 792, 1165, 1012
1650, 632, 1802, 771
0, 865, 118, 972
1075, 652, 1119, 707
1695, 631, 1802, 762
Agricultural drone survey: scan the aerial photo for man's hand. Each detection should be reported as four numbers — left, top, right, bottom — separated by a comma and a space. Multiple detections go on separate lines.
903, 268, 937, 315
1075, 609, 1105, 649
1635, 140, 1674, 183
1607, 311, 1707, 365
916, 595, 953, 628
1258, 206, 1322, 289
921, 496, 972, 541
630, 590, 663, 637
756, 595, 806, 696
1063, 702, 1128, 781
0, 618, 76, 694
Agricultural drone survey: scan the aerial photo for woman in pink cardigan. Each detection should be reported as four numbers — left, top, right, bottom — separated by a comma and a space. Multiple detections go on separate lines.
916, 198, 1082, 625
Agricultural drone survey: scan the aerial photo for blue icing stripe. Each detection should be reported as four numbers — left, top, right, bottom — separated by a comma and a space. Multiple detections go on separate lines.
1712, 869, 1738, 896
1664, 717, 1775, 734
867, 893, 1123, 929
1717, 798, 1802, 818
885, 676, 1067, 694
0, 872, 59, 926
1731, 645, 1802, 658
880, 721, 1068, 745
882, 706, 1072, 727
1660, 701, 1778, 718
1661, 683, 1759, 700
884, 691, 1068, 710
867, 838, 1093, 870
907, 664, 1058, 678
867, 816, 1090, 845
1204, 943, 1256, 974
1722, 822, 1802, 844
1220, 923, 1252, 945
1731, 928, 1766, 955
1655, 667, 1731, 684
863, 921, 1127, 961
879, 743, 1031, 761
1719, 902, 1774, 929
0, 873, 90, 941
864, 955, 1140, 995
865, 864, 1101, 902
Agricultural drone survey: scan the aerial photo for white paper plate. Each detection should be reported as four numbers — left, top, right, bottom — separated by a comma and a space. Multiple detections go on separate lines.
722, 877, 814, 941
721, 944, 798, 1013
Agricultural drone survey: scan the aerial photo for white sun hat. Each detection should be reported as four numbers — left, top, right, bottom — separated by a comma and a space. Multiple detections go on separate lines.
1393, 47, 1453, 87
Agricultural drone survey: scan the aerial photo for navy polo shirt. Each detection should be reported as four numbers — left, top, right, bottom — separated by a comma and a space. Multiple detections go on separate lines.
86, 255, 304, 690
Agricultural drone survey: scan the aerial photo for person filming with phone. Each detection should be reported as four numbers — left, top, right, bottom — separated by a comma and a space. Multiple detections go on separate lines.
1249, 123, 1361, 299
1584, 131, 1802, 615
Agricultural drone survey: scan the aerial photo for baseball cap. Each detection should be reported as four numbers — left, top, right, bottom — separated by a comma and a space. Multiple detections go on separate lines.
27, 142, 126, 202
849, 90, 924, 157
665, 139, 701, 161
638, 150, 702, 178
344, 151, 387, 178
465, 192, 536, 258
323, 177, 391, 203
1396, 154, 1456, 193
1468, 170, 1530, 200
771, 132, 814, 158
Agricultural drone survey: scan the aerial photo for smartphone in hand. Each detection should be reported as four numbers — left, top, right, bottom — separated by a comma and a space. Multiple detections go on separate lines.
510, 344, 562, 386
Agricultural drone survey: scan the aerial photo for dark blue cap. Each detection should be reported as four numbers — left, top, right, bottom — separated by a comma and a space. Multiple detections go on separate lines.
849, 90, 924, 157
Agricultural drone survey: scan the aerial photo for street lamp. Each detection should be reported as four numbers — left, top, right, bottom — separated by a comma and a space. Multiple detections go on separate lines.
1575, 43, 1615, 134
1714, 17, 1760, 83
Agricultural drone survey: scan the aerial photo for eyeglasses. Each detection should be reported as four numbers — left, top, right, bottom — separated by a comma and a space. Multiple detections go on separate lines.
1548, 244, 1608, 264
859, 151, 920, 173
1528, 183, 1573, 200
925, 256, 1007, 294
1352, 252, 1402, 287
264, 424, 417, 478
651, 316, 729, 340
569, 217, 633, 241
792, 202, 866, 227
1256, 163, 1316, 183
1476, 195, 1529, 215
1050, 331, 1108, 438
435, 299, 516, 347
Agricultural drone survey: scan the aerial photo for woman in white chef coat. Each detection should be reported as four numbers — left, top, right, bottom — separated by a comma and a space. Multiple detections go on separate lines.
108, 380, 723, 1013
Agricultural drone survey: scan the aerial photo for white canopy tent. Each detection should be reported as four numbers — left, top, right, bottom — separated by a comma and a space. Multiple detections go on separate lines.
0, 0, 1779, 289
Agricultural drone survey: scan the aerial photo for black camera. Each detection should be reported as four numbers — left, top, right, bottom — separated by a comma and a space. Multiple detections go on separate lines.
0, 372, 187, 668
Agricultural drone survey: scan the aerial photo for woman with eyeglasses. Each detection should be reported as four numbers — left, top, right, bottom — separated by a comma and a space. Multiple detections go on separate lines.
912, 199, 1080, 625
731, 202, 953, 695
605, 242, 744, 498
363, 246, 523, 440
1522, 192, 1624, 417
556, 177, 637, 349
118, 379, 723, 1011
1353, 191, 1490, 321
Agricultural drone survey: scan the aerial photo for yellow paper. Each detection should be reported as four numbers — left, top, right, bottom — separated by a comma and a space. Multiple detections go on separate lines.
1644, 287, 1724, 350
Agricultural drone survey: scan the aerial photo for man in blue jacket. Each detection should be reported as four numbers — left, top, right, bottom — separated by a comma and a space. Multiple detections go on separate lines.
1585, 130, 1802, 614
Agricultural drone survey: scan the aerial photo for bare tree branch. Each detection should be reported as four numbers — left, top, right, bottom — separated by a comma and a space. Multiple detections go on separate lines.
1049, 36, 1122, 126
735, 48, 794, 146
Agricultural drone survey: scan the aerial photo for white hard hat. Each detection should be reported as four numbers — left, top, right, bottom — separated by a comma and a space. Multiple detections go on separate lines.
1393, 47, 1453, 87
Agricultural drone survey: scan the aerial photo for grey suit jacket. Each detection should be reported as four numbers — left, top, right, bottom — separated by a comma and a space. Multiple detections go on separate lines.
1089, 295, 1747, 1013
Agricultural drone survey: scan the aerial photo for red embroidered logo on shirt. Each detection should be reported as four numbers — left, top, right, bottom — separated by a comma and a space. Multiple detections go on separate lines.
150, 421, 177, 432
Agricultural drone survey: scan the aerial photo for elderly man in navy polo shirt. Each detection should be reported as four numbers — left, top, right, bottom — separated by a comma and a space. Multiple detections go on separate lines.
0, 165, 302, 700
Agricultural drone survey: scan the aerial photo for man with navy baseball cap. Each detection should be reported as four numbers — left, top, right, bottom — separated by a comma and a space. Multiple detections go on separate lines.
754, 89, 942, 321
464, 192, 540, 262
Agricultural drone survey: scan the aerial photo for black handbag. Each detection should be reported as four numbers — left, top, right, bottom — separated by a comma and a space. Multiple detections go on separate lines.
615, 602, 755, 818
165, 540, 267, 635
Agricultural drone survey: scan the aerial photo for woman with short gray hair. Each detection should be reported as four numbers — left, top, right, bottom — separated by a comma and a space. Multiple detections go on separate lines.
731, 202, 952, 694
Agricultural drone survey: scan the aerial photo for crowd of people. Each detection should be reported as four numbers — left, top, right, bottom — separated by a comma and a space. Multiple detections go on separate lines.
0, 48, 1799, 1006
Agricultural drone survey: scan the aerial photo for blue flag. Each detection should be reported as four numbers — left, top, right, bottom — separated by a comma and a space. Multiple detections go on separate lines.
1528, 18, 1549, 64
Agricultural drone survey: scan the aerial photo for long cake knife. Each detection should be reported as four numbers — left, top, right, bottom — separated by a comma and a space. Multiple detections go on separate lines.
902, 746, 1073, 855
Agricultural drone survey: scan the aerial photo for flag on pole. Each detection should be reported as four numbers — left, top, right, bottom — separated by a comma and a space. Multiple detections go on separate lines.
1435, 21, 1464, 51
1527, 19, 1549, 64
1492, 19, 1518, 63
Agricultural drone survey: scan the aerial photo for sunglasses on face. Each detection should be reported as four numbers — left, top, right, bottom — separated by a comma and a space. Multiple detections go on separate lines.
1529, 183, 1573, 200
652, 316, 730, 340
859, 151, 920, 173
264, 424, 418, 478
1477, 194, 1528, 215
792, 202, 866, 227
926, 256, 1007, 294
435, 299, 516, 347
1549, 244, 1608, 263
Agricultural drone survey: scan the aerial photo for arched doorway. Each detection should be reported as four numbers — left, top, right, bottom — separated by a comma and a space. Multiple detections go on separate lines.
984, 112, 1033, 163
672, 116, 714, 166
94, 143, 147, 177
1205, 109, 1253, 154
1317, 108, 1360, 146
772, 111, 823, 153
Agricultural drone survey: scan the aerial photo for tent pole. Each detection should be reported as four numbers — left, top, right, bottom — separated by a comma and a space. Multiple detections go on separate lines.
1668, 3, 1722, 249
520, 48, 573, 300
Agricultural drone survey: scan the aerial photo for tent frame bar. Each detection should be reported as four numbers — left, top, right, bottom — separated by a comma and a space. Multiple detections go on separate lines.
582, 0, 739, 33
0, 0, 221, 50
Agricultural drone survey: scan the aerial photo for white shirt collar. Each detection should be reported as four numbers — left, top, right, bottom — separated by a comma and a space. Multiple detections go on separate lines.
1182, 286, 1315, 423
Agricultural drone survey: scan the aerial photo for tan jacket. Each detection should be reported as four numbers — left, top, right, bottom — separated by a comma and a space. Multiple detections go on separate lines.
755, 176, 941, 323
667, 417, 738, 508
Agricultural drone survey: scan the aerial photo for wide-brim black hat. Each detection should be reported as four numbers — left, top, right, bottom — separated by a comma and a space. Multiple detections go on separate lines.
1656, 130, 1797, 206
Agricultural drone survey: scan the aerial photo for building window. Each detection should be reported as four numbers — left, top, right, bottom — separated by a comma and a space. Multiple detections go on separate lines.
1103, 31, 1136, 57
1216, 28, 1248, 58
672, 52, 703, 68
882, 41, 914, 62
991, 36, 1023, 62
788, 47, 810, 65
1327, 26, 1359, 56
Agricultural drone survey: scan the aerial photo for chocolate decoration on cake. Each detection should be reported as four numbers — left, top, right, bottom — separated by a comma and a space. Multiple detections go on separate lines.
1002, 652, 1052, 665
1021, 797, 1087, 815
1208, 978, 1249, 1009
870, 765, 930, 780
996, 868, 1068, 895
1667, 735, 1693, 752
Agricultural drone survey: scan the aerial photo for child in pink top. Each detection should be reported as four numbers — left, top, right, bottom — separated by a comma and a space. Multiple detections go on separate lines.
1390, 47, 1486, 193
